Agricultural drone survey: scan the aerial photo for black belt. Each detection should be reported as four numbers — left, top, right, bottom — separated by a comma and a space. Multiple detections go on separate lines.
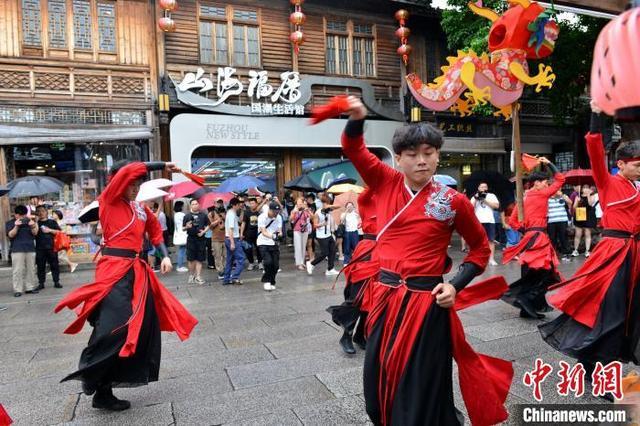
102, 247, 143, 258
379, 270, 442, 291
602, 229, 640, 241
363, 233, 376, 240
525, 227, 546, 233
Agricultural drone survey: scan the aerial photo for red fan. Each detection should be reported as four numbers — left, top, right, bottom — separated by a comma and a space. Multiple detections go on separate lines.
521, 153, 541, 172
309, 95, 351, 125
181, 171, 205, 186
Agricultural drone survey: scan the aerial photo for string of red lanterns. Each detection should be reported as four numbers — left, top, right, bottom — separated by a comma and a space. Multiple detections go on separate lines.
158, 0, 178, 32
289, 0, 305, 55
395, 9, 411, 66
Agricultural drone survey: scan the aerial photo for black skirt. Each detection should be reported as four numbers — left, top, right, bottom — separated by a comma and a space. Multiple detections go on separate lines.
363, 296, 463, 425
327, 279, 366, 333
502, 265, 560, 312
62, 267, 161, 388
539, 254, 640, 364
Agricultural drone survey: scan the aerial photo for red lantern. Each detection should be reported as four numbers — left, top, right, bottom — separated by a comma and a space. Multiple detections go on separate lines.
395, 26, 410, 39
290, 0, 304, 5
158, 16, 176, 32
289, 11, 306, 26
290, 30, 305, 45
159, 0, 177, 12
397, 44, 412, 56
395, 9, 409, 23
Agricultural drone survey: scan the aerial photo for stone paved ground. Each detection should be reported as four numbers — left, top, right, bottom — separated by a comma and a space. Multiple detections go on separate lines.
0, 246, 625, 425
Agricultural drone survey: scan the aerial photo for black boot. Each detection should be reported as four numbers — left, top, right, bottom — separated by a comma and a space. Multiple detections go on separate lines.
82, 381, 96, 396
92, 384, 131, 411
352, 315, 367, 350
518, 298, 545, 319
339, 331, 356, 355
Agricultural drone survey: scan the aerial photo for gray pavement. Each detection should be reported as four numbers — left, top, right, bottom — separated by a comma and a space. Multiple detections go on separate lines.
0, 246, 620, 425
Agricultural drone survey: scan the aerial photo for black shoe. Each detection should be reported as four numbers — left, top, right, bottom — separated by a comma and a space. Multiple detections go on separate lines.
339, 331, 356, 355
54, 283, 63, 289
519, 308, 545, 320
36, 283, 44, 290
352, 333, 367, 350
222, 282, 232, 286
14, 292, 21, 297
25, 289, 39, 294
92, 388, 131, 411
82, 382, 96, 396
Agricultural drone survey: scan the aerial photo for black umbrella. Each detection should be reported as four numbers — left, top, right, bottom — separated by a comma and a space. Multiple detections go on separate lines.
283, 174, 323, 192
2, 176, 65, 198
323, 176, 357, 189
463, 171, 515, 208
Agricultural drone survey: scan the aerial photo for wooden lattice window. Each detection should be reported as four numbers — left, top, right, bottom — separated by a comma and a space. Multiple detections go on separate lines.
48, 0, 67, 48
21, 0, 42, 47
198, 4, 260, 67
325, 19, 375, 77
73, 0, 92, 49
97, 2, 116, 52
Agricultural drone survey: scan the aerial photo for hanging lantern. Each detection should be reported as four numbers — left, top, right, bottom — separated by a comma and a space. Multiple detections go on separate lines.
395, 9, 411, 66
395, 9, 409, 25
158, 16, 176, 32
395, 26, 410, 39
397, 44, 412, 56
289, 11, 306, 26
159, 0, 177, 12
290, 0, 305, 56
290, 30, 305, 45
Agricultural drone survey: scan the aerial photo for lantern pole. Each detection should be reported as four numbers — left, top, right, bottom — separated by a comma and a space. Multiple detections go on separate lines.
512, 102, 524, 221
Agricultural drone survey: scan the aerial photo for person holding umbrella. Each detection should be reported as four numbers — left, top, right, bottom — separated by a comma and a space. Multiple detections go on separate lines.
6, 205, 38, 297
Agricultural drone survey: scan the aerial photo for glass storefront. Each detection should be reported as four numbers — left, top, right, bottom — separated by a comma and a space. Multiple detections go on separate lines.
9, 141, 147, 260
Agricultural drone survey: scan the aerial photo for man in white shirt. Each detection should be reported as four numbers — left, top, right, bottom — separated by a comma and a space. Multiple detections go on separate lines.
223, 198, 245, 285
257, 202, 283, 291
340, 202, 361, 264
470, 182, 500, 266
306, 195, 339, 276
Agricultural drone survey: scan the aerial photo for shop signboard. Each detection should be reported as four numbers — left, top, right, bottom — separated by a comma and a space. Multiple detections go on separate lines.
176, 67, 306, 116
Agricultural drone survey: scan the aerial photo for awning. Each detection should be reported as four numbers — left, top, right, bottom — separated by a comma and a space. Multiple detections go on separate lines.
442, 137, 506, 154
0, 124, 153, 144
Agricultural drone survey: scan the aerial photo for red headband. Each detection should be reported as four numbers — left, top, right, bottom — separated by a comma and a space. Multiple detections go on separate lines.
618, 157, 640, 163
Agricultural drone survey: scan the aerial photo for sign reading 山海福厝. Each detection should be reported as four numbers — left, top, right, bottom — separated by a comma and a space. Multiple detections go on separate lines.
176, 67, 305, 116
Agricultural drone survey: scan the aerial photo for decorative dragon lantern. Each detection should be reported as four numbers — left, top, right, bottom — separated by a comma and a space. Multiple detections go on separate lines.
406, 0, 559, 119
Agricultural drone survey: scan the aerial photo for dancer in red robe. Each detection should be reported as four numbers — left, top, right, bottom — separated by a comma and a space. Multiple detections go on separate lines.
540, 111, 640, 378
327, 188, 378, 354
55, 161, 198, 411
341, 96, 512, 426
501, 161, 565, 319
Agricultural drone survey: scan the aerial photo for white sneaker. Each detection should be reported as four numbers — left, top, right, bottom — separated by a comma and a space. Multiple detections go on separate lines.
489, 259, 498, 266
325, 269, 339, 276
306, 261, 314, 275
270, 284, 276, 290
278, 268, 282, 272
70, 263, 78, 273
188, 275, 194, 284
571, 250, 579, 257
194, 276, 205, 285
258, 263, 264, 270
338, 255, 345, 261
177, 267, 188, 273
247, 264, 255, 271
584, 251, 590, 258
263, 282, 273, 291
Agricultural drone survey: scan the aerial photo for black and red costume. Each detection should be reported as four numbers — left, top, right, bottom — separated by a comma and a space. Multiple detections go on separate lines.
501, 166, 565, 318
55, 162, 198, 395
540, 131, 640, 366
327, 188, 378, 349
342, 119, 513, 426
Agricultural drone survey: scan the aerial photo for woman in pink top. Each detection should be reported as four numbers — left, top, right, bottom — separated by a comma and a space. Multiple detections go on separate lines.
290, 197, 312, 270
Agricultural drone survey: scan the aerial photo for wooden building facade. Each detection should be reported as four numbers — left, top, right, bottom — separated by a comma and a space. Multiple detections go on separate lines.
0, 0, 160, 261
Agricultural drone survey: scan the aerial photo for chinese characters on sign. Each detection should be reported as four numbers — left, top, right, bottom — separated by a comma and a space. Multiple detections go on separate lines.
523, 359, 623, 402
435, 118, 476, 138
177, 67, 305, 116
